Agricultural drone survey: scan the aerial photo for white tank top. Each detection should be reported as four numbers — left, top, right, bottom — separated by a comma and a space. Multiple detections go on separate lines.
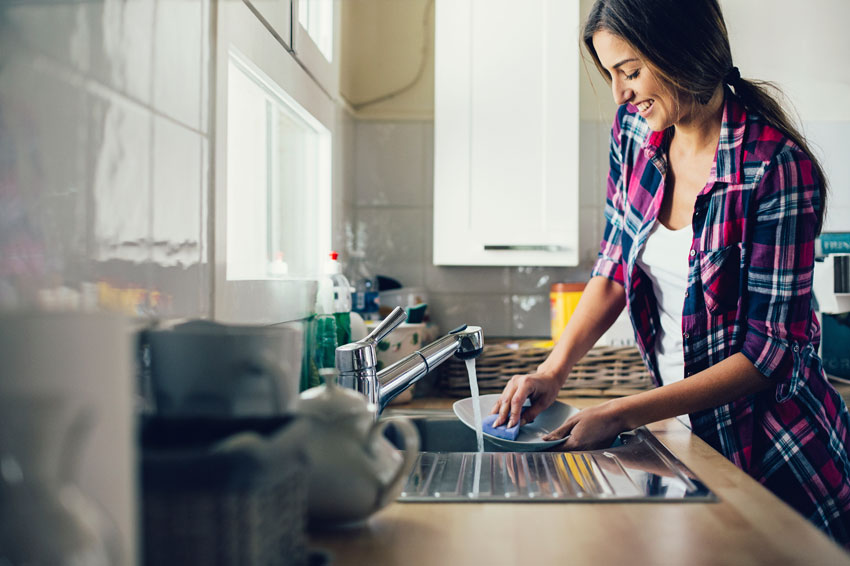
636, 220, 693, 428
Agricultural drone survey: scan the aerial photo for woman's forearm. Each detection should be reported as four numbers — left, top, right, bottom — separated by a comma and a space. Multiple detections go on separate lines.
542, 275, 627, 382
613, 352, 773, 430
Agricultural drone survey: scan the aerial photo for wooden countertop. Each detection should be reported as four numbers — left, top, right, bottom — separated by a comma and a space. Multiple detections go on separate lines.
308, 395, 850, 565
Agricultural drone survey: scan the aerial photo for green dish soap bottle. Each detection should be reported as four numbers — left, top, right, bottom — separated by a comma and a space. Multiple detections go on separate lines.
326, 251, 353, 347
311, 262, 339, 388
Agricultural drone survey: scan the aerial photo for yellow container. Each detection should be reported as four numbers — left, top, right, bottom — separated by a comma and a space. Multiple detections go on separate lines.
550, 282, 585, 343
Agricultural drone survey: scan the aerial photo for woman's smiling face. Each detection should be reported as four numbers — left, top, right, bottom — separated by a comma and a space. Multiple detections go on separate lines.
592, 30, 679, 132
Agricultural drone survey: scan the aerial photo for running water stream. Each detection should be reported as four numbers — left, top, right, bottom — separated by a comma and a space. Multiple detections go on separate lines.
465, 358, 484, 453
465, 358, 484, 497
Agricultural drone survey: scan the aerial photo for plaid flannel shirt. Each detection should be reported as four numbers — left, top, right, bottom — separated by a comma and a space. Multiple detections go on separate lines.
592, 90, 850, 545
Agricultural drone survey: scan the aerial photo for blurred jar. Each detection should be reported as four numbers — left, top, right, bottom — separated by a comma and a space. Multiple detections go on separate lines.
550, 282, 585, 343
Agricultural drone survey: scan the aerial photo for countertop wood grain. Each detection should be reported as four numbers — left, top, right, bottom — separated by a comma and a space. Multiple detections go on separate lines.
308, 394, 850, 565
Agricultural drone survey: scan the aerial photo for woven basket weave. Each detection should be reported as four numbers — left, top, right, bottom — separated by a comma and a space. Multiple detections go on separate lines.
439, 341, 653, 397
143, 469, 308, 566
141, 418, 310, 566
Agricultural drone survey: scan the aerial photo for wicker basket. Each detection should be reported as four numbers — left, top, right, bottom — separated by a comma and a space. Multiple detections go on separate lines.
141, 418, 310, 566
439, 341, 653, 397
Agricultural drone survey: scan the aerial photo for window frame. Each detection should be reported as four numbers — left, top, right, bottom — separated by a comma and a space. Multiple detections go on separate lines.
213, 0, 338, 324
292, 0, 340, 97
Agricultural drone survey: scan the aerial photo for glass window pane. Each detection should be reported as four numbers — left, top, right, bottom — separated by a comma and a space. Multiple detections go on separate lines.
299, 0, 334, 62
226, 50, 331, 281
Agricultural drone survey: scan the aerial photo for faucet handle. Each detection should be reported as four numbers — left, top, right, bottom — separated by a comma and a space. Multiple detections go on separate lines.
363, 306, 407, 345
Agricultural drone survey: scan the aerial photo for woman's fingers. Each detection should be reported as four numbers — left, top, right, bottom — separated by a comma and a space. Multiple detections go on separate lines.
508, 379, 533, 427
490, 379, 515, 416
542, 416, 576, 442
491, 376, 525, 427
495, 387, 519, 427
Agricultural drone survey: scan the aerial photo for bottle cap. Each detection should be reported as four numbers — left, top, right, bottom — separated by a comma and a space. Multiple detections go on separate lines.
550, 282, 585, 293
325, 251, 341, 274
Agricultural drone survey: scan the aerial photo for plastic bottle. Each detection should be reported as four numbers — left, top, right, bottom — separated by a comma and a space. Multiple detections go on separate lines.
348, 250, 380, 322
268, 251, 289, 277
325, 251, 352, 347
312, 265, 339, 386
550, 282, 585, 343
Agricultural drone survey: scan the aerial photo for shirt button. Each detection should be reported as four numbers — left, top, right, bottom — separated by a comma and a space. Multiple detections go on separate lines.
683, 332, 689, 339
793, 344, 800, 352
684, 290, 689, 297
689, 249, 696, 257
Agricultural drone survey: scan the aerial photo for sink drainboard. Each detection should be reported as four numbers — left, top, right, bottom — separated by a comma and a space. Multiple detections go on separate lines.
398, 428, 715, 503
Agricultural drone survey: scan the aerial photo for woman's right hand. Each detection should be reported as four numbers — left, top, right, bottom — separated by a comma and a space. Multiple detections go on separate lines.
489, 366, 564, 428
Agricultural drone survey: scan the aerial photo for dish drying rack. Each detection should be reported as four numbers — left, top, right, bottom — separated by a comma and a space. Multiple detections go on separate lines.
439, 341, 653, 397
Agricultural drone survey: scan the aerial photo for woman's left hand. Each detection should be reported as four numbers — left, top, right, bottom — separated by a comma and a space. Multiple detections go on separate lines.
543, 399, 628, 451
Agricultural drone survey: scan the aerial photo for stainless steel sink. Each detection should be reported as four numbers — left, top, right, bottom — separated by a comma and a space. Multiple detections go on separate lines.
381, 409, 715, 503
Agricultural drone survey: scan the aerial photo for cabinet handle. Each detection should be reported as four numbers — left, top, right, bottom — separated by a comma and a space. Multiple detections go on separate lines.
484, 245, 570, 252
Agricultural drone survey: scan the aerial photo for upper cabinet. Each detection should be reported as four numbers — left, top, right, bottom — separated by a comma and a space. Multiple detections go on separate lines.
433, 0, 580, 266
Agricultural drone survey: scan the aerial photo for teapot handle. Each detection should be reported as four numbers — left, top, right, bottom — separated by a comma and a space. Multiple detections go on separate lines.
370, 417, 419, 506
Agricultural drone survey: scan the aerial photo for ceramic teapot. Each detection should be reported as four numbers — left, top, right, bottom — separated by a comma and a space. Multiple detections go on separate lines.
296, 378, 419, 526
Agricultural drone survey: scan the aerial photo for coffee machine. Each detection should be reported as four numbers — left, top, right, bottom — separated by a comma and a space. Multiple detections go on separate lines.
813, 233, 850, 381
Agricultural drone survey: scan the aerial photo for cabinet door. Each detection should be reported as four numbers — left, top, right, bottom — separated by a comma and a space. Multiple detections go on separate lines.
434, 0, 579, 266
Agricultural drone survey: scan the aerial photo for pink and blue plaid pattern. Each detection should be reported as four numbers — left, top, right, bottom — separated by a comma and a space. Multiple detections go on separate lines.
592, 91, 850, 546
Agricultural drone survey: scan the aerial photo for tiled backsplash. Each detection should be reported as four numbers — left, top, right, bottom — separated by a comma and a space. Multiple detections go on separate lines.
0, 0, 211, 317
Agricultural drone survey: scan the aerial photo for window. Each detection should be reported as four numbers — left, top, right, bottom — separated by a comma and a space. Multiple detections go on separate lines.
215, 0, 338, 323
226, 49, 331, 280
298, 0, 334, 62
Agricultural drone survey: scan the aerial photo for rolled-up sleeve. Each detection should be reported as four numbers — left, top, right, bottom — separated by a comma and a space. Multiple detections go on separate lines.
741, 148, 821, 395
591, 114, 626, 286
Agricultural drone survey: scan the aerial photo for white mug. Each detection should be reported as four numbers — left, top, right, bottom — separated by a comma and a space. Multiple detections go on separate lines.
143, 320, 303, 418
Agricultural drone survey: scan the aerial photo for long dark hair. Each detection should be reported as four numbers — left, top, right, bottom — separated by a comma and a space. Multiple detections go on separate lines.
582, 0, 828, 232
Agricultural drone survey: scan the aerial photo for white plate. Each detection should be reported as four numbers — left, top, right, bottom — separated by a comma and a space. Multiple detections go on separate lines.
452, 394, 580, 452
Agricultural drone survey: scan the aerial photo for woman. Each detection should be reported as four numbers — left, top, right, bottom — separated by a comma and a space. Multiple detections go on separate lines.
491, 0, 850, 547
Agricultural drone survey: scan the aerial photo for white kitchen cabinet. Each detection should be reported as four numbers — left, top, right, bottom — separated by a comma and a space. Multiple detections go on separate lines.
433, 0, 580, 266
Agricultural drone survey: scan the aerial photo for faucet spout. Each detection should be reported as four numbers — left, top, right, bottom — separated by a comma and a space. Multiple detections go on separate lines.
377, 324, 483, 412
335, 307, 483, 416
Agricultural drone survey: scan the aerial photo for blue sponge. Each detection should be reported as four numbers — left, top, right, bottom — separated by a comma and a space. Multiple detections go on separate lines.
482, 413, 521, 441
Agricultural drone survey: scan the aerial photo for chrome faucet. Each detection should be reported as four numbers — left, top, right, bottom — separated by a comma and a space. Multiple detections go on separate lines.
335, 306, 484, 415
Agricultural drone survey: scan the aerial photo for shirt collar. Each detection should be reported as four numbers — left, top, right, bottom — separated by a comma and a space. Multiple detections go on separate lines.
640, 89, 747, 185
712, 90, 747, 185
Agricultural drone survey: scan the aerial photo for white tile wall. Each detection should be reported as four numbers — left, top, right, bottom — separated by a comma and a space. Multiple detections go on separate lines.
0, 56, 91, 289
511, 293, 550, 337
354, 206, 427, 288
354, 120, 432, 207
430, 292, 512, 337
153, 0, 204, 131
90, 0, 155, 104
5, 1, 93, 73
151, 115, 202, 268
90, 88, 152, 264
0, 0, 212, 318
806, 121, 850, 232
